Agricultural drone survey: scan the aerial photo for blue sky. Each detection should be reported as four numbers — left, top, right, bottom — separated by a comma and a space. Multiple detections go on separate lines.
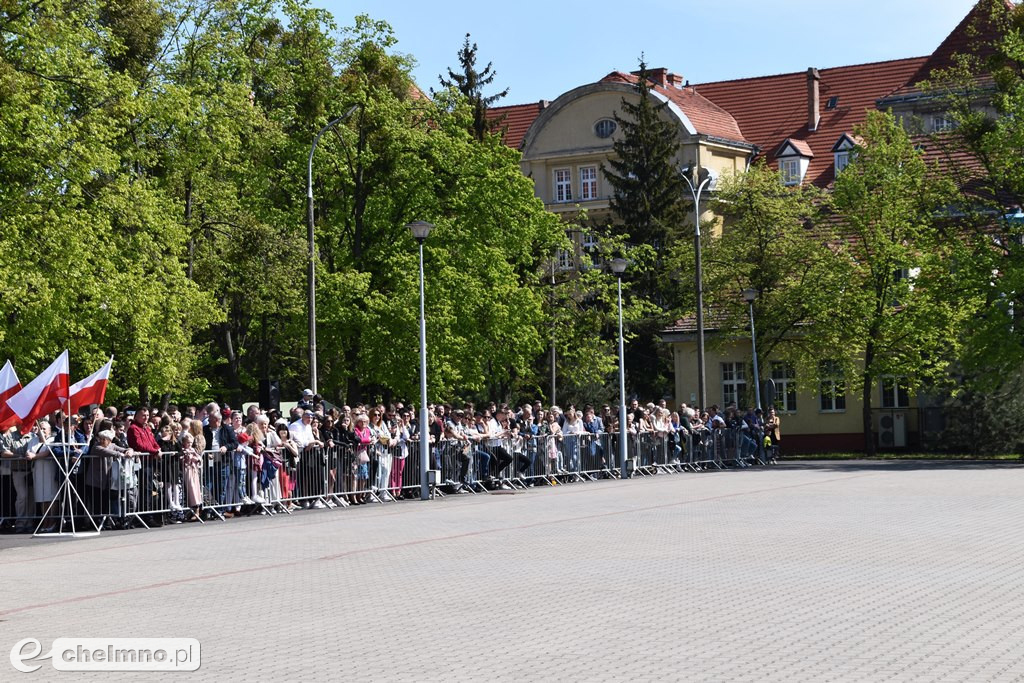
319, 0, 980, 104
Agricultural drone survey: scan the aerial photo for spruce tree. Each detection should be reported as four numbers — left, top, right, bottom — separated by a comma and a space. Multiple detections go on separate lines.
438, 33, 508, 141
603, 61, 688, 250
602, 61, 689, 399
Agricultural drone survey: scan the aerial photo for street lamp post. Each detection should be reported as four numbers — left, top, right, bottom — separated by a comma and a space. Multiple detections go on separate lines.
680, 165, 716, 411
408, 220, 434, 501
743, 288, 762, 411
610, 257, 629, 479
306, 105, 358, 394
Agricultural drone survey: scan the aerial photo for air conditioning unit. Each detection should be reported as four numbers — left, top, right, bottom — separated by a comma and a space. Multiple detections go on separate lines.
878, 411, 907, 448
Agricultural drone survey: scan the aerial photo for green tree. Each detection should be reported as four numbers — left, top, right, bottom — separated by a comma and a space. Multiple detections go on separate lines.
830, 111, 980, 455
436, 33, 508, 142
699, 163, 838, 407
922, 0, 1024, 394
602, 61, 688, 399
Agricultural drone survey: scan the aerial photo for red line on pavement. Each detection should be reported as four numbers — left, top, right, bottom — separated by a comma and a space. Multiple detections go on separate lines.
0, 472, 872, 618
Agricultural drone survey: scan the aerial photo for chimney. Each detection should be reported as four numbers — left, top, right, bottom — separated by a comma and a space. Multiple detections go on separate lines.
633, 66, 669, 88
807, 67, 820, 132
666, 72, 684, 89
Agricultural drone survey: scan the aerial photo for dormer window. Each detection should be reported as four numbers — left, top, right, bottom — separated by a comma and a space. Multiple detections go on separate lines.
831, 133, 861, 176
835, 152, 851, 173
931, 114, 957, 133
781, 159, 802, 185
776, 139, 813, 186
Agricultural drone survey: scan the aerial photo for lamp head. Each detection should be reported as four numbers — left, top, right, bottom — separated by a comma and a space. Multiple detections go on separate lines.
742, 288, 758, 303
406, 220, 434, 242
610, 258, 628, 275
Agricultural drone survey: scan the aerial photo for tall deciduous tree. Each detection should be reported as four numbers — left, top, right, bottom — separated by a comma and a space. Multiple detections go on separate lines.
701, 163, 838, 404
830, 111, 980, 455
922, 0, 1024, 393
437, 33, 508, 141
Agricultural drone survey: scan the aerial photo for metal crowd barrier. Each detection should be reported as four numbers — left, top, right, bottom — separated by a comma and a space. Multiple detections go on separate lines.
0, 425, 774, 534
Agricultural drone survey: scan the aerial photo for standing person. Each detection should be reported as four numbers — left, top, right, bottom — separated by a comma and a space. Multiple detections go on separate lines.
389, 411, 411, 499
369, 409, 393, 501
25, 419, 57, 532
203, 412, 239, 518
541, 410, 563, 477
561, 408, 584, 473
765, 406, 782, 461
581, 406, 605, 471
352, 414, 372, 504
156, 422, 184, 522
179, 432, 204, 521
289, 410, 324, 508
1, 426, 34, 533
485, 409, 514, 488
87, 429, 134, 528
126, 407, 164, 527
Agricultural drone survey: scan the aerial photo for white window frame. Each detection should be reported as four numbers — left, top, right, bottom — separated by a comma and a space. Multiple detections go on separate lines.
880, 376, 910, 409
721, 362, 747, 408
770, 361, 797, 413
835, 151, 850, 173
556, 248, 574, 271
931, 114, 956, 133
780, 158, 801, 186
554, 168, 572, 203
579, 166, 598, 201
819, 360, 846, 413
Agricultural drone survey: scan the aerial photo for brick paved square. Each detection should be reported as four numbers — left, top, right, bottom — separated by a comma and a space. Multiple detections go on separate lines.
2, 461, 1023, 681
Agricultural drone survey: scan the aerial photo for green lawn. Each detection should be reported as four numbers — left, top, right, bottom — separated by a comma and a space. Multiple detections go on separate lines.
783, 452, 1021, 461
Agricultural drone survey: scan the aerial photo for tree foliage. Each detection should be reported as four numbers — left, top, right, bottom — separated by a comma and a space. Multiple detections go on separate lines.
702, 163, 837, 396
436, 33, 508, 142
829, 111, 981, 454
0, 0, 566, 408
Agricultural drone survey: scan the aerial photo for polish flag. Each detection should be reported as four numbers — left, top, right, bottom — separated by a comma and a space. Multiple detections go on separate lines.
5, 350, 70, 427
69, 357, 113, 412
0, 360, 22, 430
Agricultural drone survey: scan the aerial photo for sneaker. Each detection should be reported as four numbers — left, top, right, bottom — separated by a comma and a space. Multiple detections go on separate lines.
252, 494, 266, 504
312, 500, 326, 509
499, 483, 513, 491
241, 496, 255, 505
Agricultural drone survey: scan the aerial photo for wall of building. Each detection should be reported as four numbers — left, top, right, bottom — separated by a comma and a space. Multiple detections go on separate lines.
670, 339, 921, 453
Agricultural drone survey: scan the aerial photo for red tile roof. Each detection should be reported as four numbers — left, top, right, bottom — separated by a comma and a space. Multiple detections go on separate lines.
883, 0, 1011, 101
694, 57, 927, 187
779, 138, 814, 157
488, 101, 547, 148
599, 71, 750, 144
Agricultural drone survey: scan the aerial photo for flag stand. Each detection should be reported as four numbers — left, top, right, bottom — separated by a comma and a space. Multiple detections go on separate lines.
32, 404, 101, 538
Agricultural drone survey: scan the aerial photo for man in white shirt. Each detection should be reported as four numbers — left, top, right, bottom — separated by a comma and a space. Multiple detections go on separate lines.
288, 410, 322, 452
485, 409, 514, 486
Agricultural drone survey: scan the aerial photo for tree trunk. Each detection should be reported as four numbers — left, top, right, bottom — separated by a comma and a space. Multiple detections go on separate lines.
184, 178, 194, 279
862, 341, 876, 457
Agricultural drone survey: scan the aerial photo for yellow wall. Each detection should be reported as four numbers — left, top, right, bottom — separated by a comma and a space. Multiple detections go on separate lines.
670, 339, 920, 442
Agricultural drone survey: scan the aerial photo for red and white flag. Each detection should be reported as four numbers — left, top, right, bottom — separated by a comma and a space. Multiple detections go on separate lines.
6, 350, 70, 427
69, 357, 113, 412
0, 360, 22, 430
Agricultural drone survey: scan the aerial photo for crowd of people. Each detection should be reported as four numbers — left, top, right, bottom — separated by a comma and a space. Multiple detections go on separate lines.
0, 388, 781, 534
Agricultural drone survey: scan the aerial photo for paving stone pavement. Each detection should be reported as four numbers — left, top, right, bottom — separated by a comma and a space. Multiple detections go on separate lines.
2, 460, 1024, 682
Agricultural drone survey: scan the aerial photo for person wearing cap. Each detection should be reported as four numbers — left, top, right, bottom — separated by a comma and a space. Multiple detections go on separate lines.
298, 389, 314, 411
88, 429, 135, 527
288, 409, 324, 506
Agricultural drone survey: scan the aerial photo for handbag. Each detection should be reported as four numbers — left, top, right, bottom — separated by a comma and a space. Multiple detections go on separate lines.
358, 449, 370, 464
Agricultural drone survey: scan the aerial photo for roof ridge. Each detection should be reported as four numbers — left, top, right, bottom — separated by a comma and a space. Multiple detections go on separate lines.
693, 55, 928, 89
